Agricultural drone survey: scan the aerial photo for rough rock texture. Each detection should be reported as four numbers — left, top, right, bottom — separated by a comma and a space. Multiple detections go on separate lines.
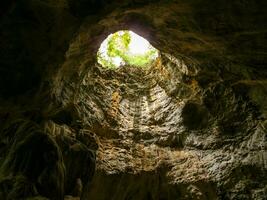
0, 0, 266, 199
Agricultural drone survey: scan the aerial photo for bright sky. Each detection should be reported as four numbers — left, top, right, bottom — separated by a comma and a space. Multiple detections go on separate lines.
98, 30, 158, 68
128, 31, 151, 55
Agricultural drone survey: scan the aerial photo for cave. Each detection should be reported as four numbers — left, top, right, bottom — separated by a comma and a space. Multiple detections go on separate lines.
0, 0, 266, 200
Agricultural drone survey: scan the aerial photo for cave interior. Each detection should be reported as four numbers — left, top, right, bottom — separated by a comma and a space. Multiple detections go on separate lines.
0, 0, 266, 200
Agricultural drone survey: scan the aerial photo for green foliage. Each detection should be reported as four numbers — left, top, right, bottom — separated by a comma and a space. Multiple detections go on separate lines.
97, 30, 158, 69
97, 52, 117, 69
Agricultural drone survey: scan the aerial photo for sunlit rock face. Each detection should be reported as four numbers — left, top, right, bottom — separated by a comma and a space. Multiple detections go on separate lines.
81, 56, 183, 137
0, 0, 267, 200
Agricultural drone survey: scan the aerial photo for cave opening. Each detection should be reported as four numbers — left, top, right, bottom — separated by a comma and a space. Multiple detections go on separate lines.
97, 30, 159, 69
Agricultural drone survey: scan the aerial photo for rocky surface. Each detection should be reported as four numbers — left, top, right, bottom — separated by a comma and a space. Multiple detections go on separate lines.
0, 0, 266, 199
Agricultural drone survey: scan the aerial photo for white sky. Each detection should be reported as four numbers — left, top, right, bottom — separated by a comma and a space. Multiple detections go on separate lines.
128, 31, 151, 55
98, 30, 158, 67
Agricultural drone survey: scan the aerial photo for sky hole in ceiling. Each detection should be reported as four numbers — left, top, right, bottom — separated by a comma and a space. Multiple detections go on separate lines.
97, 30, 159, 69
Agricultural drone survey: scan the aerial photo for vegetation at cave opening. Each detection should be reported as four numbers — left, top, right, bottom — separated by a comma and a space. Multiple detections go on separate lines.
97, 30, 159, 69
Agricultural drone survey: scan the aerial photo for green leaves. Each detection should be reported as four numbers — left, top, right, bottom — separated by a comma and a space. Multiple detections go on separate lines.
97, 30, 158, 69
